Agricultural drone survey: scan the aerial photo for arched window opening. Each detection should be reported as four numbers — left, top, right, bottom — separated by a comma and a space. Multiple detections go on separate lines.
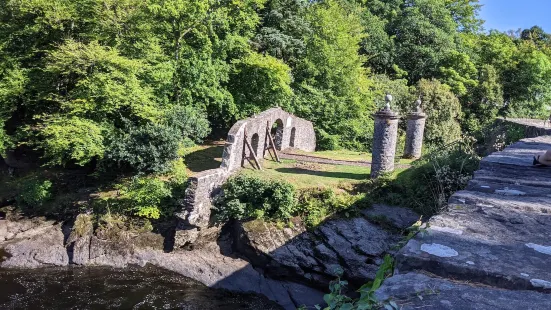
270, 119, 284, 150
290, 127, 296, 148
251, 133, 259, 157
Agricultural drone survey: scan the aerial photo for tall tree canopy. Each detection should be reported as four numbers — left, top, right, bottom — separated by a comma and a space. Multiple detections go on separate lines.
1, 0, 551, 167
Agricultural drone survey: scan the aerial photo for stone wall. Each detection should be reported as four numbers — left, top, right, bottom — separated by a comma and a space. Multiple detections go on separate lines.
175, 108, 316, 247
501, 118, 551, 137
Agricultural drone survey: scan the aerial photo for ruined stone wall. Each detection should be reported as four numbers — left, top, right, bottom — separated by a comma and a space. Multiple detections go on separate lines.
221, 107, 316, 172
175, 108, 316, 247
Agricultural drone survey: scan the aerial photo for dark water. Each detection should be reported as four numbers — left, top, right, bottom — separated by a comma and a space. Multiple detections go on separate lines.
0, 265, 282, 310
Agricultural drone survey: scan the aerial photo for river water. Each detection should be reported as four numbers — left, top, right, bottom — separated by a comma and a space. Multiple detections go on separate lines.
0, 265, 282, 309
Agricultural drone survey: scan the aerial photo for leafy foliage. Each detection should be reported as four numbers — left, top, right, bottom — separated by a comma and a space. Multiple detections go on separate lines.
417, 79, 462, 146
104, 123, 181, 174
297, 188, 361, 228
317, 255, 396, 310
117, 176, 172, 219
293, 0, 374, 150
16, 178, 53, 207
214, 175, 297, 222
228, 53, 293, 118
33, 116, 106, 166
2, 0, 551, 161
368, 137, 480, 216
164, 105, 210, 147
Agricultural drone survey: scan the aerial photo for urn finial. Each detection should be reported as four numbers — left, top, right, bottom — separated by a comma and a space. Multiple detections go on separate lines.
384, 94, 393, 110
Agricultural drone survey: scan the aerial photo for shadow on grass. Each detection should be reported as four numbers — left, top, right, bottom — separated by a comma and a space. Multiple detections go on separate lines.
275, 167, 370, 180
184, 145, 224, 173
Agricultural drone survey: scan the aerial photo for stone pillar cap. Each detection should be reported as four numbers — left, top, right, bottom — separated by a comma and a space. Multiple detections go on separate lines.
374, 108, 399, 119
407, 111, 427, 119
407, 98, 426, 118
374, 94, 399, 119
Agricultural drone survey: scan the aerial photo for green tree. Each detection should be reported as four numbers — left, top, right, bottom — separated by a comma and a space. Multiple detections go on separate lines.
294, 0, 374, 150
34, 116, 106, 166
253, 0, 311, 66
463, 64, 503, 133
393, 0, 459, 83
228, 53, 293, 118
438, 50, 478, 96
417, 79, 462, 146
44, 40, 159, 121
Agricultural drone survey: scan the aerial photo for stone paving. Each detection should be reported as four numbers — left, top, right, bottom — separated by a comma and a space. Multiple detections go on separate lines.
376, 135, 551, 309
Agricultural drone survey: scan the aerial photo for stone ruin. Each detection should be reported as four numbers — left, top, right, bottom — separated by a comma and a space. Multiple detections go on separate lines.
174, 107, 316, 247
174, 99, 427, 247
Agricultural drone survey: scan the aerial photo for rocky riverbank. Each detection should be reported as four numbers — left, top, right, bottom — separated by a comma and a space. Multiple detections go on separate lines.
0, 204, 420, 309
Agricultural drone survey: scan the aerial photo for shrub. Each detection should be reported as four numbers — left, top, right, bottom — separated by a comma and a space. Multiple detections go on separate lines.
316, 129, 342, 151
17, 178, 53, 207
117, 177, 172, 219
475, 120, 526, 156
318, 255, 396, 310
0, 126, 10, 157
416, 79, 462, 147
214, 175, 297, 222
368, 137, 480, 216
296, 188, 362, 228
165, 157, 188, 186
104, 123, 180, 174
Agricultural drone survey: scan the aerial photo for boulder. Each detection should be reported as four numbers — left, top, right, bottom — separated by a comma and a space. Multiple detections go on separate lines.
0, 214, 54, 243
1, 224, 69, 268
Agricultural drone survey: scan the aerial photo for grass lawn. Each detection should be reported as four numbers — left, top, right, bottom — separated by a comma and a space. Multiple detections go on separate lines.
183, 143, 413, 185
240, 159, 408, 189
241, 159, 369, 189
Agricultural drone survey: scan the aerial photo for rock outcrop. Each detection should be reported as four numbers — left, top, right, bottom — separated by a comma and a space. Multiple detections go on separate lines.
234, 205, 420, 288
0, 213, 69, 267
1, 223, 69, 267
0, 214, 323, 310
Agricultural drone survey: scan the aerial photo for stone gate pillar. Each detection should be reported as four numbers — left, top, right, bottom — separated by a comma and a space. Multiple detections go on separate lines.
404, 98, 427, 159
371, 94, 400, 179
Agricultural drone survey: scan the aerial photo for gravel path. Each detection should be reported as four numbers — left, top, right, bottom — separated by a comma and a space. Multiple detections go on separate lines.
279, 152, 411, 169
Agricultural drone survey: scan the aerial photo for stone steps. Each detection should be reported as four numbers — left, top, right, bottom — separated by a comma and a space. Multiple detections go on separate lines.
474, 169, 551, 188
396, 208, 551, 291
449, 190, 551, 213
379, 134, 551, 308
467, 178, 551, 196
375, 273, 551, 310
